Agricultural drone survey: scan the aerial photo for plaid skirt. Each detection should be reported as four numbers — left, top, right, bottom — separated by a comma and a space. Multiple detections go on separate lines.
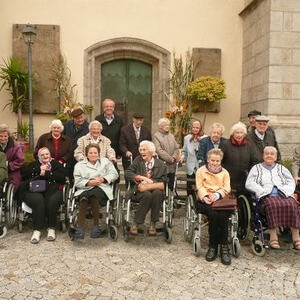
260, 196, 300, 228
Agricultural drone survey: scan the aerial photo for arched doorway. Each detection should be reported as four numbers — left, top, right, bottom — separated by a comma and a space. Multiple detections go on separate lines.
84, 37, 170, 131
101, 59, 152, 128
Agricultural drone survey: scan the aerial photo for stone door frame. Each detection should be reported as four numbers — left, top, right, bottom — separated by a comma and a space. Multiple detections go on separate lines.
84, 37, 170, 130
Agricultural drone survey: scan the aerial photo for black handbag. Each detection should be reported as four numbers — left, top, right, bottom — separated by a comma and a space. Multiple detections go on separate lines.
29, 175, 46, 193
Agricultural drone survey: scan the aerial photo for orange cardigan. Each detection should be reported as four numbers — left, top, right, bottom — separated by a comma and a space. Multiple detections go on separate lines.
196, 165, 231, 200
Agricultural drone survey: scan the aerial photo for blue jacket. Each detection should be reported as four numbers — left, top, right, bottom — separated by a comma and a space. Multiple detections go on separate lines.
63, 120, 89, 151
197, 136, 225, 167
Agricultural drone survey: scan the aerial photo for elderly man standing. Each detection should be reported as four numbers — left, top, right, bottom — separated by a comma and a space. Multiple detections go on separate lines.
119, 113, 151, 170
63, 108, 89, 176
247, 115, 281, 165
95, 99, 123, 158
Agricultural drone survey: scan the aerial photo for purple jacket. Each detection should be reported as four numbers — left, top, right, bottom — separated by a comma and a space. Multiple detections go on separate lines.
2, 137, 24, 188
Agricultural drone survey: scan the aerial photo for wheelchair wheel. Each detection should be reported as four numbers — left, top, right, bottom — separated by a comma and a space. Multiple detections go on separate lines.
183, 195, 194, 243
237, 194, 251, 240
232, 237, 241, 258
0, 225, 7, 239
193, 233, 201, 257
61, 221, 67, 233
113, 190, 122, 227
109, 225, 118, 241
251, 240, 266, 256
6, 183, 16, 228
164, 227, 172, 244
18, 220, 23, 233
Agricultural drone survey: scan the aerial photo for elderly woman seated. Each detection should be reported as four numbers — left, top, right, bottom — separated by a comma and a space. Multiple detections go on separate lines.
20, 147, 66, 243
0, 124, 24, 189
125, 140, 167, 235
73, 144, 118, 239
246, 146, 300, 250
74, 120, 116, 162
153, 118, 179, 190
35, 120, 72, 165
196, 148, 231, 265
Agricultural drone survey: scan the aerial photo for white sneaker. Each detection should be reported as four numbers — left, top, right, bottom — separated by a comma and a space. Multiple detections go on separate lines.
47, 228, 56, 241
30, 230, 41, 244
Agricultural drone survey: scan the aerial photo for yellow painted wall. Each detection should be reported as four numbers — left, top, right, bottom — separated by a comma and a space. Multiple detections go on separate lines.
0, 0, 244, 140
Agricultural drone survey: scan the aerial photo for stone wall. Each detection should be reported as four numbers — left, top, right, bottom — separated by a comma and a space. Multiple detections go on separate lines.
241, 0, 300, 159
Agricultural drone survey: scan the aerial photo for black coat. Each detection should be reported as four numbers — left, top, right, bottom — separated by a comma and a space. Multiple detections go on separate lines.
95, 113, 123, 157
63, 120, 89, 151
220, 138, 254, 192
247, 130, 281, 166
20, 160, 66, 194
119, 124, 152, 169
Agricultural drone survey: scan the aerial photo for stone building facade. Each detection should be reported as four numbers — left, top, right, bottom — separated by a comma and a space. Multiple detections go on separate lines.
240, 0, 300, 158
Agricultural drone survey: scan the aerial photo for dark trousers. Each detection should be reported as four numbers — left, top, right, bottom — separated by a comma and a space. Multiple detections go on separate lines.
78, 187, 108, 227
134, 190, 164, 224
197, 201, 230, 247
168, 172, 175, 191
24, 190, 63, 231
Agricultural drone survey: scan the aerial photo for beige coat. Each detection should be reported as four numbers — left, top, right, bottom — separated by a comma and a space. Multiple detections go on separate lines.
196, 165, 231, 200
74, 133, 116, 162
153, 129, 179, 173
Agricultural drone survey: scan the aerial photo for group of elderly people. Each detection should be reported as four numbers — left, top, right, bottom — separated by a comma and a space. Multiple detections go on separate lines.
2, 100, 300, 265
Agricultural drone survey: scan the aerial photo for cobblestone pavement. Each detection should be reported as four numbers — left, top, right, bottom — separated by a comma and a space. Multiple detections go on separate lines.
1, 207, 300, 300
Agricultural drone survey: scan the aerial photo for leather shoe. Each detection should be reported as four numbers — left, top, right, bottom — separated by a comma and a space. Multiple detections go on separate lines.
148, 226, 157, 236
205, 247, 218, 262
130, 226, 138, 235
220, 244, 231, 265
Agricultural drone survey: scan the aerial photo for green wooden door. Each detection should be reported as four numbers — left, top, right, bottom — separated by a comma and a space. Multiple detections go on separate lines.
101, 59, 152, 128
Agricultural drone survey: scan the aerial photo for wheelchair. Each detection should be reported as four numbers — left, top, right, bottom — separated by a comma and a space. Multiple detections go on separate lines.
0, 180, 16, 238
183, 190, 241, 258
121, 182, 172, 244
67, 179, 121, 241
17, 180, 70, 233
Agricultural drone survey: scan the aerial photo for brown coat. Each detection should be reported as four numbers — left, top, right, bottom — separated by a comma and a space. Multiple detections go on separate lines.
34, 132, 72, 163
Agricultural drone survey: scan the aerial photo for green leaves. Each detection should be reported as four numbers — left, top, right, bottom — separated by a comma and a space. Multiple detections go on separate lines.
187, 76, 226, 102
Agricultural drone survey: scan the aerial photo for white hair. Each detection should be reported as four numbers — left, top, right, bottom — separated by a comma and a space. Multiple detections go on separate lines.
158, 118, 170, 128
264, 146, 277, 155
210, 122, 225, 134
49, 119, 64, 131
230, 122, 247, 136
89, 120, 103, 131
139, 140, 156, 154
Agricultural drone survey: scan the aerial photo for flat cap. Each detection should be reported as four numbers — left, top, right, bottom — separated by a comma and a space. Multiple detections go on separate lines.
71, 108, 84, 118
248, 110, 261, 117
132, 112, 144, 119
255, 115, 269, 122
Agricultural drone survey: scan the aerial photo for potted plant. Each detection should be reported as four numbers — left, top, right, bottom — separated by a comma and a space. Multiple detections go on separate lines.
187, 76, 226, 128
17, 121, 30, 153
51, 55, 93, 122
0, 57, 30, 140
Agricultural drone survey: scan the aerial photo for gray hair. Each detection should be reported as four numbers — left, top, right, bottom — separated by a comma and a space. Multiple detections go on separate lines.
0, 124, 10, 134
264, 146, 277, 155
49, 119, 64, 131
89, 120, 103, 131
158, 118, 170, 128
207, 148, 224, 160
210, 122, 225, 135
230, 122, 247, 136
139, 140, 156, 154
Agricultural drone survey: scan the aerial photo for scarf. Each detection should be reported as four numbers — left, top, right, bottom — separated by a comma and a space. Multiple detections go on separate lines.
206, 163, 222, 174
230, 135, 247, 146
38, 148, 53, 171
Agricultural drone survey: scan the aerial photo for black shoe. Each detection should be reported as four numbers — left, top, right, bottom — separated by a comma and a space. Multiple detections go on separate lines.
205, 247, 218, 262
220, 244, 231, 265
